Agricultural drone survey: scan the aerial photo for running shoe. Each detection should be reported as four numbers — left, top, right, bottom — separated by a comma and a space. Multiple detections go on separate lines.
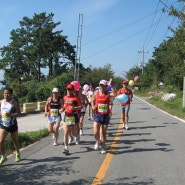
75, 137, 79, 145
79, 129, 83, 136
125, 124, 129, 130
94, 141, 100, 150
0, 156, 7, 164
15, 154, 21, 162
122, 123, 125, 129
63, 149, 70, 155
68, 137, 73, 145
101, 147, 106, 154
53, 142, 58, 146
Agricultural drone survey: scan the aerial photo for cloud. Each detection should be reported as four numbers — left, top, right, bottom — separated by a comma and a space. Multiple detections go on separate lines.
64, 0, 120, 22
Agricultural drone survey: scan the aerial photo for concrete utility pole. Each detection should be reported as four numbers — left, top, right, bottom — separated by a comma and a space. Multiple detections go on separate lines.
183, 77, 185, 108
138, 46, 148, 74
74, 14, 83, 81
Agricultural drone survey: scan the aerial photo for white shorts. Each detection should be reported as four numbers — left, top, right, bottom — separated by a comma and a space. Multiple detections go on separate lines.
47, 115, 61, 124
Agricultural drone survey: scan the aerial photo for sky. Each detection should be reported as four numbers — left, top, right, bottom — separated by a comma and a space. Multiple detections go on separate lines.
0, 0, 183, 79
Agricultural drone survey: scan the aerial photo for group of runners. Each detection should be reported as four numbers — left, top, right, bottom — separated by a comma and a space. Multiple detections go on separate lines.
0, 79, 133, 164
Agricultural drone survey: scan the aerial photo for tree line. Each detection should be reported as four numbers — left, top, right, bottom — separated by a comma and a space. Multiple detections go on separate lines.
126, 1, 185, 91
0, 1, 184, 103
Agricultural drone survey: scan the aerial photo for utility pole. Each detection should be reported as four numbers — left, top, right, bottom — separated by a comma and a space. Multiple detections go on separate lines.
74, 14, 83, 81
138, 46, 148, 74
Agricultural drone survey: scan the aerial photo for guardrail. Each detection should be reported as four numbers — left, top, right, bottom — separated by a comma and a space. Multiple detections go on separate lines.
22, 101, 46, 113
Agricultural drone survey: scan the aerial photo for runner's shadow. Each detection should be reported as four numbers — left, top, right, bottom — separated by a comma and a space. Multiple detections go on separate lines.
102, 176, 155, 185
1, 156, 80, 167
131, 125, 166, 130
108, 146, 173, 155
128, 121, 147, 124
0, 156, 82, 184
163, 122, 179, 125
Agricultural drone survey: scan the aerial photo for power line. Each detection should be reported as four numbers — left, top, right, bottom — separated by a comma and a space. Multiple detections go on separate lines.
143, 0, 160, 47
81, 1, 181, 62
83, 8, 163, 46
159, 0, 170, 9
83, 0, 179, 47
81, 15, 170, 61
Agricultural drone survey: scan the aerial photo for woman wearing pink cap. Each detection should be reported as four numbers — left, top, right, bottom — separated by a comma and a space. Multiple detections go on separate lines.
91, 80, 111, 154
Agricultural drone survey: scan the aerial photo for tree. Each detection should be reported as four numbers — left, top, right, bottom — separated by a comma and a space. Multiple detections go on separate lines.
0, 12, 76, 86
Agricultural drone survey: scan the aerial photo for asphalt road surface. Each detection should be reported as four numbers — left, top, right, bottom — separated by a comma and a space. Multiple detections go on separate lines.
1, 96, 185, 185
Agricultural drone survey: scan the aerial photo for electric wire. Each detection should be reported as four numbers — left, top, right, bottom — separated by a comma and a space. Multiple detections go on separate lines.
81, 15, 170, 61
82, 8, 163, 46
143, 0, 160, 47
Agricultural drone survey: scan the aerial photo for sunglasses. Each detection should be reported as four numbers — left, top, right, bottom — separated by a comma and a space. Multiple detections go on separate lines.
67, 89, 73, 91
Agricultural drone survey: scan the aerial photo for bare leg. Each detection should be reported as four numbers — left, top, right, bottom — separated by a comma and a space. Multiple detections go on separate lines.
93, 122, 100, 141
0, 128, 8, 156
100, 124, 108, 148
11, 131, 20, 154
54, 122, 60, 143
63, 124, 69, 147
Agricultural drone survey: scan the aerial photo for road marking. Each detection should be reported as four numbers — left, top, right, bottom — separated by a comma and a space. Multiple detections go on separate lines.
91, 121, 122, 185
135, 96, 185, 123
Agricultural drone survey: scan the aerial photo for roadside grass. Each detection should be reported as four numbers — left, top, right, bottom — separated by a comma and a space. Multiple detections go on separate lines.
134, 89, 185, 120
5, 128, 49, 155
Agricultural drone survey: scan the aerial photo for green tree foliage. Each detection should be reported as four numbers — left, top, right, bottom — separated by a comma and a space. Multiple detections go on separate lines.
126, 1, 185, 90
80, 64, 115, 88
0, 12, 75, 86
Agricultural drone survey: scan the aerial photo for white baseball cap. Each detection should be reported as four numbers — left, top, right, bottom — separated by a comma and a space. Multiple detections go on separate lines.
52, 88, 59, 93
99, 80, 108, 86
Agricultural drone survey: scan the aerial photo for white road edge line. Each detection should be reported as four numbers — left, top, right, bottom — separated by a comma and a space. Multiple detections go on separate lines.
135, 95, 185, 123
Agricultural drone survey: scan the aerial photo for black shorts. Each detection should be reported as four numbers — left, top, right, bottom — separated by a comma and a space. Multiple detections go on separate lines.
0, 123, 18, 133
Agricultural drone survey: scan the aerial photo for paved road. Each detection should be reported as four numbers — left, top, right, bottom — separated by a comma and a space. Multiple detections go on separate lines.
1, 96, 185, 185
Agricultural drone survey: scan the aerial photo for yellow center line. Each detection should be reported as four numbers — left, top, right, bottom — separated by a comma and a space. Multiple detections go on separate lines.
91, 120, 122, 185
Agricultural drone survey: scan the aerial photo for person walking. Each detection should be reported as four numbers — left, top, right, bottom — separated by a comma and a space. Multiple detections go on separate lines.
0, 87, 21, 164
87, 85, 94, 120
44, 87, 63, 146
79, 87, 89, 136
91, 80, 111, 154
117, 80, 133, 130
61, 84, 82, 155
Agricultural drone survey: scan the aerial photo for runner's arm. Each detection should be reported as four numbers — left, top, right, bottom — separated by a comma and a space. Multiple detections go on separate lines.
44, 97, 50, 116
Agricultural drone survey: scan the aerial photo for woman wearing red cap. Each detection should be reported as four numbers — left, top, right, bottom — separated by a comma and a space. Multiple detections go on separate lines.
117, 80, 133, 130
61, 84, 82, 155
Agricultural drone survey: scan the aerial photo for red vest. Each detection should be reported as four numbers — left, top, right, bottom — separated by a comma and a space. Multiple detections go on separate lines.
117, 88, 132, 106
95, 91, 110, 114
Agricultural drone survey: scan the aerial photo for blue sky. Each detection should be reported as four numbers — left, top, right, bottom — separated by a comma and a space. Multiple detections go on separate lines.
0, 0, 183, 78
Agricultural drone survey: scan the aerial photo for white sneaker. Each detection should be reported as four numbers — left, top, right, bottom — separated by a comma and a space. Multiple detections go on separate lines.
74, 137, 79, 145
94, 141, 100, 150
101, 147, 106, 154
122, 123, 125, 128
53, 142, 58, 146
125, 124, 129, 130
68, 137, 73, 144
80, 129, 83, 136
